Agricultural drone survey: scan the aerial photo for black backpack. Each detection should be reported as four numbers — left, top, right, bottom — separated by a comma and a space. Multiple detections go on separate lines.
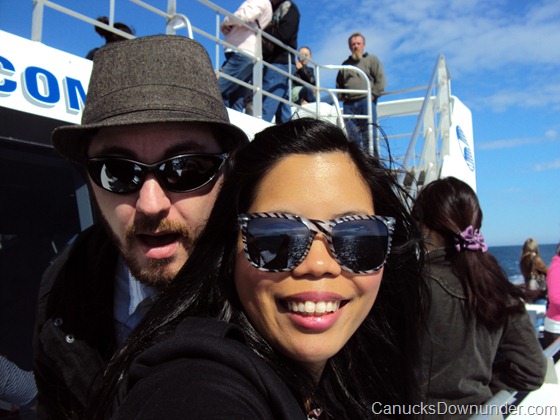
261, 1, 292, 60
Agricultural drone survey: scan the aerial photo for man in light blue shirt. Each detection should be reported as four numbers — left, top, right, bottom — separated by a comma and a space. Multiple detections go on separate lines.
34, 35, 248, 419
113, 256, 159, 346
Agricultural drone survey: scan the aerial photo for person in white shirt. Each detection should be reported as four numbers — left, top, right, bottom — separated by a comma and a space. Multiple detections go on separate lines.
219, 0, 272, 111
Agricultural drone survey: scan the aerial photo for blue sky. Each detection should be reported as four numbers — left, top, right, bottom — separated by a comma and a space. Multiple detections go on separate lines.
1, 0, 559, 247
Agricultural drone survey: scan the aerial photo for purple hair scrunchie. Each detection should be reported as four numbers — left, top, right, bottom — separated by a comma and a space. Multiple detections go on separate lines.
454, 225, 488, 253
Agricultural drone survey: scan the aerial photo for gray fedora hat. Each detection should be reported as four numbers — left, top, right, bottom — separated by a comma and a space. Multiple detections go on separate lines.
52, 35, 248, 163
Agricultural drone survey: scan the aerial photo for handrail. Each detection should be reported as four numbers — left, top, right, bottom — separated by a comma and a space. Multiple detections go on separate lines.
195, 0, 375, 151
29, 0, 380, 155
469, 337, 560, 420
543, 336, 560, 360
28, 0, 449, 174
469, 390, 517, 420
396, 55, 450, 189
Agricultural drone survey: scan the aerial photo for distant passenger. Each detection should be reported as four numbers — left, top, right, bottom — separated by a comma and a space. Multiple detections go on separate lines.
336, 32, 385, 152
412, 177, 546, 418
544, 242, 560, 357
261, 0, 300, 123
86, 16, 135, 60
519, 237, 549, 304
291, 46, 315, 104
219, 0, 272, 111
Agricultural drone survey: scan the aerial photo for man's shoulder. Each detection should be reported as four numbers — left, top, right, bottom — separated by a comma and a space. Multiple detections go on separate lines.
363, 52, 383, 64
245, 0, 271, 11
39, 224, 118, 303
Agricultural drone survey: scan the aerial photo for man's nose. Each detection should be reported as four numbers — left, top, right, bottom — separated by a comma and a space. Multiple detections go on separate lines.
135, 174, 172, 217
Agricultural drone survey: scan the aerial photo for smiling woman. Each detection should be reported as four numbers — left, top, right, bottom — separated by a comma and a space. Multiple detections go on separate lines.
86, 118, 426, 419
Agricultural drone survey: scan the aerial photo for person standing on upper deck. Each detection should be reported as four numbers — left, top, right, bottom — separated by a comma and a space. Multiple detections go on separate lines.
219, 0, 272, 112
261, 0, 300, 124
336, 32, 386, 151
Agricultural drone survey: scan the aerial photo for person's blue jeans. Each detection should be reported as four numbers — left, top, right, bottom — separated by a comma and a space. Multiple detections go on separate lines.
218, 52, 254, 112
262, 63, 294, 123
343, 97, 378, 152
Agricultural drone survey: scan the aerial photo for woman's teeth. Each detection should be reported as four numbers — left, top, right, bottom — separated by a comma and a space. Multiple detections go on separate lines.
287, 300, 340, 315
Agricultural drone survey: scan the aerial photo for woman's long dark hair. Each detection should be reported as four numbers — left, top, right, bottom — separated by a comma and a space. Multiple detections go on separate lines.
87, 118, 426, 419
412, 177, 524, 329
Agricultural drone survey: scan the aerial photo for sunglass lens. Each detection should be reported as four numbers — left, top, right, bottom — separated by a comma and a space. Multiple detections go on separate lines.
160, 156, 224, 191
89, 160, 143, 193
246, 218, 309, 270
332, 220, 389, 272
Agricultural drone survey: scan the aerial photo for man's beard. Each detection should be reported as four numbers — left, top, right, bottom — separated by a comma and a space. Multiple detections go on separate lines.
351, 50, 363, 61
101, 214, 194, 289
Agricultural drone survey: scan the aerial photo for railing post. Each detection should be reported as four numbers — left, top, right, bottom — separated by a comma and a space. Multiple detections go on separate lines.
31, 0, 44, 42
397, 55, 443, 186
167, 0, 177, 15
366, 90, 375, 157
252, 31, 263, 119
109, 0, 116, 27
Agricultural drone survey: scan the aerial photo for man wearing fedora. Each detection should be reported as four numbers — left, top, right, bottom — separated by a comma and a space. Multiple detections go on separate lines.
33, 35, 248, 419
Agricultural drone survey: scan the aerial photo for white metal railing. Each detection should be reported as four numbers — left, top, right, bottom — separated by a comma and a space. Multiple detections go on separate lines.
29, 0, 454, 176
392, 54, 452, 197
194, 0, 380, 153
29, 0, 378, 153
469, 337, 560, 420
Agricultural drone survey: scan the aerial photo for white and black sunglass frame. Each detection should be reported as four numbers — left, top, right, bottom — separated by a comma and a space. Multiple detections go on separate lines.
237, 212, 396, 274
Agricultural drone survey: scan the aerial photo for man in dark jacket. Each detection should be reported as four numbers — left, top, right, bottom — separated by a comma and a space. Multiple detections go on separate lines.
33, 35, 248, 419
261, 0, 300, 123
291, 46, 316, 105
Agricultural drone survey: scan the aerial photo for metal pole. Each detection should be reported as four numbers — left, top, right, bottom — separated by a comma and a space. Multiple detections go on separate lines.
31, 0, 44, 42
397, 55, 443, 185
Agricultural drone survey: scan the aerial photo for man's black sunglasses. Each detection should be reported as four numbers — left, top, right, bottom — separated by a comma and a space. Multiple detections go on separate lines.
86, 153, 229, 194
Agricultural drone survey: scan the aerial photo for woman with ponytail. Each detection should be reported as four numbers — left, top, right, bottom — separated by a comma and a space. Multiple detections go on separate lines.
412, 177, 546, 417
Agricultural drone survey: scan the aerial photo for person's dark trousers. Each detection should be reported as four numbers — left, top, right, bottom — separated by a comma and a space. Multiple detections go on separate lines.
343, 97, 378, 152
262, 63, 294, 123
218, 51, 254, 112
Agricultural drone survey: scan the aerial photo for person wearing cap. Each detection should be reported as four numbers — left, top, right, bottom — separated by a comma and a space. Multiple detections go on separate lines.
33, 35, 248, 419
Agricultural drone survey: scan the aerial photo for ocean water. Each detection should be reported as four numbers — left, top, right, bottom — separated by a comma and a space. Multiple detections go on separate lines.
489, 243, 557, 285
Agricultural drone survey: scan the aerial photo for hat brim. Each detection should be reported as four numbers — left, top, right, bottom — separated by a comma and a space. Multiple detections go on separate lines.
52, 111, 249, 163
